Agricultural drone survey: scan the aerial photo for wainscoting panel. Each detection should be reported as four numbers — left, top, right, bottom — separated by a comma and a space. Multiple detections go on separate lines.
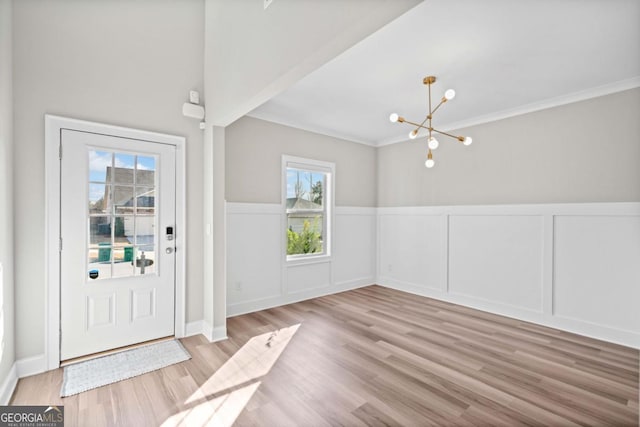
226, 203, 376, 316
226, 206, 282, 307
449, 215, 544, 312
287, 261, 331, 294
227, 202, 639, 347
377, 203, 640, 348
378, 213, 446, 291
554, 215, 640, 332
333, 209, 376, 285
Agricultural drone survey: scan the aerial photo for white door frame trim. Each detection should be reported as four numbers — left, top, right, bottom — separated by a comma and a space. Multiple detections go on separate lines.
44, 115, 187, 370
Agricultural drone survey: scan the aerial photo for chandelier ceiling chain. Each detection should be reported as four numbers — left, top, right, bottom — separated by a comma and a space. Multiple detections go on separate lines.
390, 76, 472, 168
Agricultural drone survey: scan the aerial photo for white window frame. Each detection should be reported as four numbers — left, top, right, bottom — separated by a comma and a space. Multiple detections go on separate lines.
282, 155, 335, 264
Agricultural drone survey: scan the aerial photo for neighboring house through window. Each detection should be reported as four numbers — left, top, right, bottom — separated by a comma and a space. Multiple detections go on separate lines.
283, 155, 334, 260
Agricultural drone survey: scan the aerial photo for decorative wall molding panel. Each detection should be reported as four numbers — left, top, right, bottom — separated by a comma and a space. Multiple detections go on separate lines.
227, 202, 639, 348
226, 203, 377, 316
377, 202, 640, 349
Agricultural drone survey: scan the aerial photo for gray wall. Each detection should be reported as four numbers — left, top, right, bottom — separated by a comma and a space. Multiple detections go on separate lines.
0, 0, 16, 391
12, 0, 205, 359
226, 116, 377, 207
378, 88, 640, 206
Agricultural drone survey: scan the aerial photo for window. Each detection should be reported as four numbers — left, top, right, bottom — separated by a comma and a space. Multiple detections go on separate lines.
88, 150, 157, 279
283, 156, 334, 260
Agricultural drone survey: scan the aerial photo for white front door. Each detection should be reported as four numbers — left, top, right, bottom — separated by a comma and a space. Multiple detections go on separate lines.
60, 129, 176, 361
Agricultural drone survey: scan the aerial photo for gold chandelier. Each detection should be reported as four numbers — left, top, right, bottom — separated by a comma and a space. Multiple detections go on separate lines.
389, 76, 472, 168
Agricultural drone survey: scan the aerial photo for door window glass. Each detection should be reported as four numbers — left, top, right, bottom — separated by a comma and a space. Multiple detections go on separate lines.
87, 150, 157, 281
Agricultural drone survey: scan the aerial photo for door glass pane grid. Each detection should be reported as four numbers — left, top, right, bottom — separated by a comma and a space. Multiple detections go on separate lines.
135, 187, 155, 215
88, 150, 157, 281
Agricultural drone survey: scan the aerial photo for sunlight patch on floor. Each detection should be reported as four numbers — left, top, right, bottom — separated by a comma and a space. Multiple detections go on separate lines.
161, 323, 301, 426
185, 323, 300, 404
161, 381, 261, 427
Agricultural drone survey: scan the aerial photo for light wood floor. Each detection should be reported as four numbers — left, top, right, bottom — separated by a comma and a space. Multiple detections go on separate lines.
11, 285, 640, 426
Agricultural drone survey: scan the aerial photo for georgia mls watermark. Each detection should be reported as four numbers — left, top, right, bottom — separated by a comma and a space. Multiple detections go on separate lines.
0, 406, 64, 427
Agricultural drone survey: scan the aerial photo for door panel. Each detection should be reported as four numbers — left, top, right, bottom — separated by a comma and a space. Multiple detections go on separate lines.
60, 129, 176, 360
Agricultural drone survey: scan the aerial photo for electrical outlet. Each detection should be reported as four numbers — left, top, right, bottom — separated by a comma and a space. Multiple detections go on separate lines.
264, 0, 273, 10
234, 281, 242, 291
387, 264, 393, 272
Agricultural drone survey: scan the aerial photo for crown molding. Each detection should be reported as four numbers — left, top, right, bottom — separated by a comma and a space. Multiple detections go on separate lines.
246, 111, 378, 147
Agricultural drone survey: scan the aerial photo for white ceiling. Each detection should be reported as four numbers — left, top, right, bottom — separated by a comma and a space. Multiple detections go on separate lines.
248, 0, 640, 146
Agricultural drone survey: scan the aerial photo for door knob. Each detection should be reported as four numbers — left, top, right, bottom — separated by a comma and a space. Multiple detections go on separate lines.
166, 247, 174, 254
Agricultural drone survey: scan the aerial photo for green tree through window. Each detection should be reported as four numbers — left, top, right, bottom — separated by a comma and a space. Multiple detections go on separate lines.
284, 157, 333, 259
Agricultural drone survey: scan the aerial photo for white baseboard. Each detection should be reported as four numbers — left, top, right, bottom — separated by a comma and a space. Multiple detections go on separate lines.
211, 326, 227, 342
185, 320, 205, 338
202, 321, 213, 341
378, 278, 640, 349
16, 354, 47, 379
185, 320, 225, 342
227, 277, 373, 317
0, 364, 18, 405
0, 354, 47, 405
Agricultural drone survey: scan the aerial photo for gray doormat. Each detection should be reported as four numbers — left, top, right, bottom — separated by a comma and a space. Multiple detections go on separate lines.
61, 339, 191, 397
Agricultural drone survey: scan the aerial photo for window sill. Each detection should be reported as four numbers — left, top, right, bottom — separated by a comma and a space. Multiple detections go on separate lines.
285, 254, 332, 267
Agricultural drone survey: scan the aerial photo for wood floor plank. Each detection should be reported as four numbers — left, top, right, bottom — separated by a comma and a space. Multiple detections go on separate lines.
10, 285, 639, 426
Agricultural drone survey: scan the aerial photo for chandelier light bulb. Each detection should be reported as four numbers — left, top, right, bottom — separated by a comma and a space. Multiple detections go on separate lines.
444, 89, 456, 100
387, 76, 472, 168
425, 150, 435, 168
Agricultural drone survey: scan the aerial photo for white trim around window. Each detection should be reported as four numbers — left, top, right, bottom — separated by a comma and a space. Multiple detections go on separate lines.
281, 155, 335, 266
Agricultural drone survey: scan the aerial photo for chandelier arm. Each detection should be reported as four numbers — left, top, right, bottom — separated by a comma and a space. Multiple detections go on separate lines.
431, 99, 446, 115
401, 119, 431, 131
413, 115, 430, 134
431, 128, 465, 142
